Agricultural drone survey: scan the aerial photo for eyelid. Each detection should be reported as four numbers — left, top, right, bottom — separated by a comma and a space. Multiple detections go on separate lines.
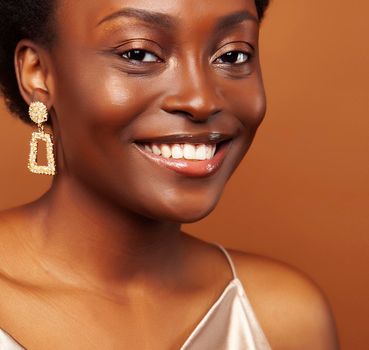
213, 51, 252, 65
212, 40, 255, 60
120, 49, 162, 63
114, 39, 164, 60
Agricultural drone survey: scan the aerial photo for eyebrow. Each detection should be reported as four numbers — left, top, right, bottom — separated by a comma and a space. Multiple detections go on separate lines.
214, 11, 259, 32
96, 8, 258, 31
96, 8, 177, 29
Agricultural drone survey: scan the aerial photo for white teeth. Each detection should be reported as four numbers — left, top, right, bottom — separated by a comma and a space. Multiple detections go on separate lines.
142, 143, 217, 160
152, 144, 161, 156
160, 144, 172, 158
171, 144, 183, 159
183, 144, 196, 160
195, 144, 207, 160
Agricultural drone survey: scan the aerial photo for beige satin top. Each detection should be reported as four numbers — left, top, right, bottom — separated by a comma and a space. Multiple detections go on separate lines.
0, 245, 271, 349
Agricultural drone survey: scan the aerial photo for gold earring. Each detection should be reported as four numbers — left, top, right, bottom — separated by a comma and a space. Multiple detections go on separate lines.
28, 101, 56, 175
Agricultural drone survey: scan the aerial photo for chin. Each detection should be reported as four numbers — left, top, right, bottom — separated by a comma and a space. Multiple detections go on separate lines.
141, 190, 222, 224
153, 205, 216, 224
171, 204, 216, 223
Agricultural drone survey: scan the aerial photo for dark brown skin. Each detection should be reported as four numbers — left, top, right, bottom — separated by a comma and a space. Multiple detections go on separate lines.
0, 0, 339, 349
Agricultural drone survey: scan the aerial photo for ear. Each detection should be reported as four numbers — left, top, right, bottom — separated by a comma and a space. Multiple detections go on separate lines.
14, 39, 55, 110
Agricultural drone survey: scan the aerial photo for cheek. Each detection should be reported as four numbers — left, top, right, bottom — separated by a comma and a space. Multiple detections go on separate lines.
52, 56, 157, 164
55, 65, 149, 129
51, 62, 134, 181
227, 78, 267, 131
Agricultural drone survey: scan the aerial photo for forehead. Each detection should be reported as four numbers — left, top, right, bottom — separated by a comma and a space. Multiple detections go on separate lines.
56, 0, 258, 40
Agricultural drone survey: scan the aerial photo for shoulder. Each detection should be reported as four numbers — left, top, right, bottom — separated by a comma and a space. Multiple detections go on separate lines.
227, 249, 339, 350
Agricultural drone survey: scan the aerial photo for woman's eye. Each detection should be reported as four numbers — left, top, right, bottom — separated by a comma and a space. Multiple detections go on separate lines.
121, 49, 160, 62
215, 51, 250, 65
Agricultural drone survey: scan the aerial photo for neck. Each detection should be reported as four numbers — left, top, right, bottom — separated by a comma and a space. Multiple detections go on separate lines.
22, 175, 184, 291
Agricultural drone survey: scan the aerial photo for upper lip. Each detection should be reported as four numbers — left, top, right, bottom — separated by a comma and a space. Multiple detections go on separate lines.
134, 132, 233, 145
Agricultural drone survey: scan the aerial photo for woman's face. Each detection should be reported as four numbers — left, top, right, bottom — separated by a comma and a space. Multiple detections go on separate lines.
49, 0, 266, 222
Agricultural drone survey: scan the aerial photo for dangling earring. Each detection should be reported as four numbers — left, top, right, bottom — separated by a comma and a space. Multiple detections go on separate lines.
27, 101, 56, 175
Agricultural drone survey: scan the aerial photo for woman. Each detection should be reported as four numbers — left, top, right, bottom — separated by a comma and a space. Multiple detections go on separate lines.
0, 0, 339, 349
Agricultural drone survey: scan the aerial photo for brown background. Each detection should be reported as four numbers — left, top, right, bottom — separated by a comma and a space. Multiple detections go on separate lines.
0, 1, 368, 349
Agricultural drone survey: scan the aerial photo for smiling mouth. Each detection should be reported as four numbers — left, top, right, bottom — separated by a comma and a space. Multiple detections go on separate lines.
132, 134, 233, 177
134, 132, 232, 159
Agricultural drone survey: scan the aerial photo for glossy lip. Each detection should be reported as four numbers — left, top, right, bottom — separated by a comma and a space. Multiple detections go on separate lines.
132, 138, 233, 178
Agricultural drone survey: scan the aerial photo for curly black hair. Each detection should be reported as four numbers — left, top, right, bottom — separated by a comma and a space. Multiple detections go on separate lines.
0, 0, 270, 124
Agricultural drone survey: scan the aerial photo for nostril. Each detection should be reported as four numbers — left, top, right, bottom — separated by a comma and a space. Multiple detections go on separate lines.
171, 110, 193, 118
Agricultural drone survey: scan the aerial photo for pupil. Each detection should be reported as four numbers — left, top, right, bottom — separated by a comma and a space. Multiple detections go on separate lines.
129, 50, 146, 60
223, 52, 239, 63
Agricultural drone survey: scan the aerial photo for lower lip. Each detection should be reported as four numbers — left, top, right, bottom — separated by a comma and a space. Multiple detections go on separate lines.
133, 141, 232, 178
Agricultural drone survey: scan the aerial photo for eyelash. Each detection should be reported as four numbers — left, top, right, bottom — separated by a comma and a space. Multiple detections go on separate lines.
120, 49, 252, 65
121, 49, 161, 63
214, 51, 252, 65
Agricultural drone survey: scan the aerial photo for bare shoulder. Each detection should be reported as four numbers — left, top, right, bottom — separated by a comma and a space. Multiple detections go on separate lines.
227, 249, 339, 350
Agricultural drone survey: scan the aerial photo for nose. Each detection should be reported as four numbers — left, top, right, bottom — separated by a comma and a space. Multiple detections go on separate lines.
160, 62, 224, 122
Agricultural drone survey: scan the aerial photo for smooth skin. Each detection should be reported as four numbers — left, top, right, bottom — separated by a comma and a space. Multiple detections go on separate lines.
0, 0, 339, 349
